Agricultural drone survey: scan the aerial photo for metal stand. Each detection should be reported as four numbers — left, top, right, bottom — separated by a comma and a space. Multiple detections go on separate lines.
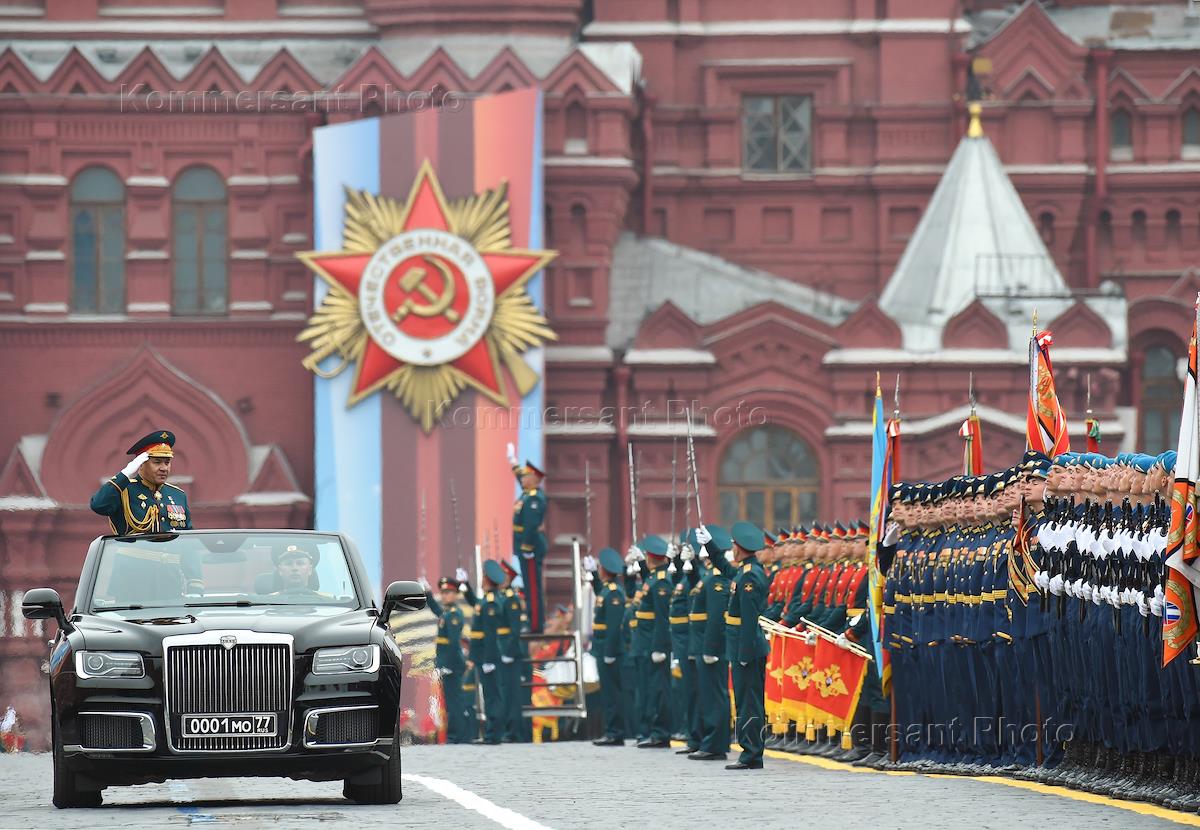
520, 540, 588, 719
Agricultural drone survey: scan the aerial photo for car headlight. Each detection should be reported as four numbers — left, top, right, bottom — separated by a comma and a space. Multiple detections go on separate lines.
75, 651, 145, 679
312, 644, 380, 675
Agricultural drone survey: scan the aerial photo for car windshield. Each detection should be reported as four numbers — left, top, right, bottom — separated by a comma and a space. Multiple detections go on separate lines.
90, 533, 361, 612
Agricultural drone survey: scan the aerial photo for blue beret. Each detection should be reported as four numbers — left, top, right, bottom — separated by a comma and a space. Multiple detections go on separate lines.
731, 521, 765, 553
640, 535, 669, 557
483, 559, 506, 585
1129, 454, 1154, 473
1052, 452, 1076, 466
598, 546, 624, 575
1158, 451, 1178, 472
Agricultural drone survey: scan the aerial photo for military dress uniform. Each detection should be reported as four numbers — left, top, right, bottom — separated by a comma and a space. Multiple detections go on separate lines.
726, 522, 771, 769
499, 578, 530, 741
512, 461, 548, 633
635, 535, 674, 747
591, 547, 628, 745
466, 560, 508, 744
426, 578, 469, 744
669, 559, 699, 748
692, 525, 733, 760
91, 430, 192, 535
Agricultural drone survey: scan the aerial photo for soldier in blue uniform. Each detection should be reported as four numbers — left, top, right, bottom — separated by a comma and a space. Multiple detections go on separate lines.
591, 547, 628, 746
91, 430, 193, 535
425, 576, 470, 744
508, 445, 548, 633
465, 559, 508, 744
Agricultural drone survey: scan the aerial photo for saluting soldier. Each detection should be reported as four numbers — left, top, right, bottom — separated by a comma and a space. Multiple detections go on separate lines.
425, 576, 470, 744
497, 558, 530, 742
591, 547, 629, 746
465, 560, 508, 745
507, 444, 548, 633
91, 430, 192, 535
690, 524, 733, 761
635, 535, 674, 748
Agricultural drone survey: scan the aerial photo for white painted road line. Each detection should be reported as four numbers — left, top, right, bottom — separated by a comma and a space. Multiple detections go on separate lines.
401, 773, 556, 830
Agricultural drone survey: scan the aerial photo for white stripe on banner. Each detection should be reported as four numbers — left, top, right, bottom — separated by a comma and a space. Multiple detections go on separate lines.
312, 118, 383, 598
402, 773, 555, 830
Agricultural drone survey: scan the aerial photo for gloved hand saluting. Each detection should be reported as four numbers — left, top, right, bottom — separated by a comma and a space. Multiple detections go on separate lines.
506, 442, 517, 467
695, 525, 712, 546
881, 521, 902, 547
583, 554, 598, 572
122, 451, 150, 479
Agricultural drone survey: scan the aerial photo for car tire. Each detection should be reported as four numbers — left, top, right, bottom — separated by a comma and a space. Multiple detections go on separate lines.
343, 723, 402, 805
52, 713, 102, 809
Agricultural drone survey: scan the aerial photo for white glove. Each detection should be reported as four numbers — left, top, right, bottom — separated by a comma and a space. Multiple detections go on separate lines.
455, 567, 469, 583
1150, 595, 1164, 617
679, 544, 695, 562
604, 656, 616, 664
666, 542, 679, 558
695, 525, 712, 546
506, 442, 517, 466
724, 550, 735, 563
481, 663, 496, 674
583, 555, 598, 572
702, 655, 718, 665
739, 661, 748, 667
835, 634, 851, 650
121, 451, 149, 479
1137, 593, 1150, 617
418, 576, 431, 591
1048, 574, 1064, 596
671, 657, 680, 672
882, 521, 902, 547
651, 651, 667, 664
626, 545, 644, 564
500, 655, 514, 664
805, 631, 818, 646
626, 563, 638, 576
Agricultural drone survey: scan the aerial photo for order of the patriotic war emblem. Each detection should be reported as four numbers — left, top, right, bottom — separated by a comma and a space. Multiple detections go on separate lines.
297, 161, 557, 431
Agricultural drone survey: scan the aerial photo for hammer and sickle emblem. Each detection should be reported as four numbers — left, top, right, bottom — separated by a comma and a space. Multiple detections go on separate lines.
392, 256, 460, 323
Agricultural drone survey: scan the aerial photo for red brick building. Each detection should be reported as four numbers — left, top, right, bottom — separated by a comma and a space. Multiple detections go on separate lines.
1, 0, 1198, 739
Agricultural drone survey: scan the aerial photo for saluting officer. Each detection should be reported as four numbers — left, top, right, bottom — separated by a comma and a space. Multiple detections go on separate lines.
425, 576, 470, 744
690, 524, 734, 761
591, 547, 629, 746
91, 430, 192, 535
507, 443, 548, 633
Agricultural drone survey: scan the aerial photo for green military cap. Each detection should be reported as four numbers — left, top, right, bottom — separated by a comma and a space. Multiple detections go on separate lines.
273, 541, 319, 565
705, 524, 732, 552
598, 547, 624, 574
127, 429, 176, 458
640, 535, 670, 558
731, 521, 765, 553
483, 559, 506, 584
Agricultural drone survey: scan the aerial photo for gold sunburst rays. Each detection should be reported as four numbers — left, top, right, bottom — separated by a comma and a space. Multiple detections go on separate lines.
296, 160, 557, 428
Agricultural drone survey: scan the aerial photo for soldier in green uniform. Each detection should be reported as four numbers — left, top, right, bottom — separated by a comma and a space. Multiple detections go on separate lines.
91, 430, 193, 535
591, 547, 628, 746
690, 524, 733, 761
425, 576, 470, 744
635, 535, 674, 748
725, 521, 771, 770
670, 536, 701, 752
497, 558, 529, 742
507, 444, 548, 633
465, 559, 508, 744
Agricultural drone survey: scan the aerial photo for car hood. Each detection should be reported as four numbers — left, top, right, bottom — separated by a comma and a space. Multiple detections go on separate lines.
74, 607, 380, 655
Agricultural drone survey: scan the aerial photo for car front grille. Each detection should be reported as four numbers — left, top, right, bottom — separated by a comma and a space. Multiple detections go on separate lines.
306, 706, 378, 747
80, 713, 149, 750
163, 632, 292, 753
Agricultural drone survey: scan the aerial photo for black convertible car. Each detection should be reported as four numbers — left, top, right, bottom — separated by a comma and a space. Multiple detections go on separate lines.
21, 529, 425, 808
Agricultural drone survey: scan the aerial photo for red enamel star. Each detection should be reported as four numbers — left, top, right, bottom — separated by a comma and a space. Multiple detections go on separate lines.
299, 161, 555, 409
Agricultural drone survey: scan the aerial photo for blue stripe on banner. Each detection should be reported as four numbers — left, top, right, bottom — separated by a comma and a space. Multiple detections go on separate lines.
518, 90, 546, 473
312, 118, 383, 598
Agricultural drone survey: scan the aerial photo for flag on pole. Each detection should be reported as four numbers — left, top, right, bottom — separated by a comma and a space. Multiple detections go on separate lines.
1163, 296, 1200, 666
959, 412, 984, 475
1026, 330, 1071, 456
1085, 418, 1101, 453
866, 377, 894, 696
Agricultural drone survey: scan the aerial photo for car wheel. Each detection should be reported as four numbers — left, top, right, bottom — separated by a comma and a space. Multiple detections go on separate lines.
343, 722, 402, 805
52, 713, 101, 809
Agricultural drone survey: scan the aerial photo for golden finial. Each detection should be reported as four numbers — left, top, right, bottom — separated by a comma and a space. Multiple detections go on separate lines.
967, 101, 984, 138
1032, 308, 1038, 337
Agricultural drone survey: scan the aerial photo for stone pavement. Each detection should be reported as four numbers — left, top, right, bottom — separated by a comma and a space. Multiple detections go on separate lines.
0, 743, 1195, 830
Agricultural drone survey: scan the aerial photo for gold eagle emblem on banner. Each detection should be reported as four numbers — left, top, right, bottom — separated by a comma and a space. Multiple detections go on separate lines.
297, 161, 557, 431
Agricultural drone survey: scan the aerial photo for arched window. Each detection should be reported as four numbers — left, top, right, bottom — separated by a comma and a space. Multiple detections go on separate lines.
1140, 345, 1183, 453
564, 101, 587, 154
1038, 211, 1055, 248
718, 425, 820, 529
1183, 108, 1200, 157
172, 166, 227, 314
1110, 109, 1133, 160
70, 166, 125, 313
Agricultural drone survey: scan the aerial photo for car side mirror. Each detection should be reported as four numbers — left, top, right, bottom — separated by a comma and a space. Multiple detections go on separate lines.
22, 587, 73, 633
379, 580, 426, 623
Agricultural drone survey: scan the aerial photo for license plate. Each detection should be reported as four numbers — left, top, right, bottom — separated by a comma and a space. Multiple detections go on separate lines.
181, 713, 276, 738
